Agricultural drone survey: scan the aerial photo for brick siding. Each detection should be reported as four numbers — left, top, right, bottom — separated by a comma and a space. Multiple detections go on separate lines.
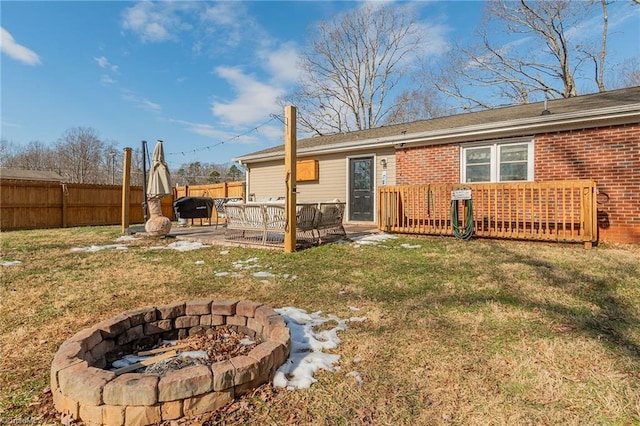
396, 123, 640, 244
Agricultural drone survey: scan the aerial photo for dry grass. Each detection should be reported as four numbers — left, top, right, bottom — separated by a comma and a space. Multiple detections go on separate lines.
1, 226, 639, 425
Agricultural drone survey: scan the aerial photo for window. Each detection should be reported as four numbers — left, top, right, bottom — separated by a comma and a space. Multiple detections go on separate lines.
461, 139, 533, 183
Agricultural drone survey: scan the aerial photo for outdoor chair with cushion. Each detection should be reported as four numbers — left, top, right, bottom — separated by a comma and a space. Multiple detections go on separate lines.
212, 197, 243, 228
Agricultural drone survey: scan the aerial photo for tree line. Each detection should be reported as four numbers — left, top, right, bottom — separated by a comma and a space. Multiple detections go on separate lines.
0, 127, 243, 186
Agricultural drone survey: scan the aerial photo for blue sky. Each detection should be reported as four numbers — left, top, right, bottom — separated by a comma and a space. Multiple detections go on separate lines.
1, 1, 638, 171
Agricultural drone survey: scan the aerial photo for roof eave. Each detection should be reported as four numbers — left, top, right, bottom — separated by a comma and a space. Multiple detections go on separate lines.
234, 104, 640, 164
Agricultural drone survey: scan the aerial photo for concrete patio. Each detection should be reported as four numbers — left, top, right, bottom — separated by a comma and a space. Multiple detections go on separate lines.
133, 222, 380, 249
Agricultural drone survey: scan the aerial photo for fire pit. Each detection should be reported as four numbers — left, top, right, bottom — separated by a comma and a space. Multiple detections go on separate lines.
51, 299, 290, 425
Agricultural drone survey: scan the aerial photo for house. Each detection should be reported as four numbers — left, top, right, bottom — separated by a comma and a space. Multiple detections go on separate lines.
0, 168, 64, 182
234, 87, 640, 244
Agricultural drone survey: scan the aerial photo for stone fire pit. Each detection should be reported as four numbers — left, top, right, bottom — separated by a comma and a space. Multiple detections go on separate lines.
51, 299, 290, 425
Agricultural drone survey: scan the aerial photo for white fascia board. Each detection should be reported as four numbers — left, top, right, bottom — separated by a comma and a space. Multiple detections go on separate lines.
235, 104, 640, 164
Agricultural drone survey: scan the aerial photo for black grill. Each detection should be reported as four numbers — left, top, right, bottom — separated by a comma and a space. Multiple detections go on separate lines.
173, 197, 215, 219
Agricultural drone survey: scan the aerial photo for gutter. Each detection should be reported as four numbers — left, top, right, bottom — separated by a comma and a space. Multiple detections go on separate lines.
235, 104, 640, 165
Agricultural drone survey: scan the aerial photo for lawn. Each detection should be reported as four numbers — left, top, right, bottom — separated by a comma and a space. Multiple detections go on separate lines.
1, 226, 639, 425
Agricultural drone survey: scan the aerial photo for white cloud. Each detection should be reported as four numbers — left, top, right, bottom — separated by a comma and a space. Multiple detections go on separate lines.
1, 117, 21, 128
260, 42, 302, 83
100, 75, 117, 85
121, 1, 194, 43
94, 56, 119, 72
168, 118, 229, 139
211, 66, 284, 126
121, 90, 162, 112
167, 118, 269, 146
0, 27, 41, 66
201, 2, 255, 48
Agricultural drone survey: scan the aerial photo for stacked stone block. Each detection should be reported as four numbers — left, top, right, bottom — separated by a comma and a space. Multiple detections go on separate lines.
51, 299, 291, 425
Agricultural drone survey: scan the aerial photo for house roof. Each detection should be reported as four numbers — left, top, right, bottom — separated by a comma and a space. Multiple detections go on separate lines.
0, 168, 64, 182
235, 86, 640, 164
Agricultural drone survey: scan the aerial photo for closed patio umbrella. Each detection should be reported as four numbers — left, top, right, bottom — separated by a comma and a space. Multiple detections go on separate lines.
145, 140, 172, 236
147, 140, 171, 200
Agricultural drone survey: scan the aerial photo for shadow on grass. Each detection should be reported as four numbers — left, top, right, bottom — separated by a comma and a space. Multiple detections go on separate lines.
450, 244, 639, 360
360, 241, 640, 361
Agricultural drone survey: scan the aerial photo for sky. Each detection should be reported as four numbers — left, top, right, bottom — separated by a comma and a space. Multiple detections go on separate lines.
1, 1, 639, 171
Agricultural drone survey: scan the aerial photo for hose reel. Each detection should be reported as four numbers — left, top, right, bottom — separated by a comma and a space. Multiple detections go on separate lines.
450, 187, 474, 240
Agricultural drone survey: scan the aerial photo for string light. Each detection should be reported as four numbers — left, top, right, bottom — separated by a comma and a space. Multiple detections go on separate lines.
165, 114, 283, 158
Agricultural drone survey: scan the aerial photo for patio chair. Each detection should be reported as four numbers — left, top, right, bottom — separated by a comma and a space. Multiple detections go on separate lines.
212, 197, 243, 228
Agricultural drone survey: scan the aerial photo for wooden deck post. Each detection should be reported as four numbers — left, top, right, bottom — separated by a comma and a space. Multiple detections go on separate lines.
284, 106, 297, 253
121, 147, 132, 233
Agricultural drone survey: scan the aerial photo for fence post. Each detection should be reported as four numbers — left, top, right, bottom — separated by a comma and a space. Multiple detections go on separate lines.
284, 105, 297, 253
121, 148, 132, 233
61, 184, 68, 228
582, 182, 595, 249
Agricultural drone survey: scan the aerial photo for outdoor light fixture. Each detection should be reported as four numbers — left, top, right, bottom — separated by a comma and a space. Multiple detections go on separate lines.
380, 158, 388, 168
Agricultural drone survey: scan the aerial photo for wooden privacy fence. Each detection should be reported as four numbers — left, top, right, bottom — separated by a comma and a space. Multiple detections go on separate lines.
174, 181, 245, 199
378, 180, 598, 247
0, 180, 246, 231
1, 180, 173, 231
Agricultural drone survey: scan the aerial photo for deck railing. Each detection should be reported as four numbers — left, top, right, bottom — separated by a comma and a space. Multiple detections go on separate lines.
378, 180, 597, 246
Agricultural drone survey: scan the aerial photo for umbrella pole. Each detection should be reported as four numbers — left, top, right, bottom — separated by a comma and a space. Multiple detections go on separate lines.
141, 140, 149, 223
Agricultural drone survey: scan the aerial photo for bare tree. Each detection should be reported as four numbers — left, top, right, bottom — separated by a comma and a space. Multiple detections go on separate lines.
1, 140, 56, 171
384, 85, 448, 125
612, 57, 640, 88
430, 0, 614, 111
56, 127, 107, 183
288, 3, 424, 135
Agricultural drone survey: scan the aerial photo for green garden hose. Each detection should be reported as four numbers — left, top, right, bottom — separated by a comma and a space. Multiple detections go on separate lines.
451, 199, 474, 240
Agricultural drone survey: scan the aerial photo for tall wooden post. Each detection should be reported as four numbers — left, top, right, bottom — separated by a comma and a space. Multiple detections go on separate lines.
284, 106, 297, 253
121, 147, 132, 233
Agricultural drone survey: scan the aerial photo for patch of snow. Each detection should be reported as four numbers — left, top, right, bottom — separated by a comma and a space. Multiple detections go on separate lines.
179, 350, 208, 360
400, 243, 421, 249
115, 235, 139, 242
219, 250, 230, 255
349, 316, 367, 323
252, 271, 275, 278
71, 244, 128, 252
1, 260, 22, 267
348, 306, 361, 311
351, 233, 397, 243
111, 354, 149, 369
346, 371, 364, 387
239, 338, 255, 346
273, 307, 356, 390
194, 260, 205, 265
149, 241, 208, 252
214, 271, 230, 277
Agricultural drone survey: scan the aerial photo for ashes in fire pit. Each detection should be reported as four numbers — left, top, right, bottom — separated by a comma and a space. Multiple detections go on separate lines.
51, 299, 290, 425
110, 325, 260, 376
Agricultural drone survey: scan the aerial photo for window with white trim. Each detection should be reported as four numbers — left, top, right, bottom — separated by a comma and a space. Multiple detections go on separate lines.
460, 139, 534, 183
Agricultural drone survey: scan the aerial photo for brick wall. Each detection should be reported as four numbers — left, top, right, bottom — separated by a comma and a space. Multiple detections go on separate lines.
535, 124, 640, 244
395, 123, 640, 244
396, 143, 459, 184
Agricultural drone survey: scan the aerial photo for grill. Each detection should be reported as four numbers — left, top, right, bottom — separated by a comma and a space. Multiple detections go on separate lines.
172, 197, 214, 220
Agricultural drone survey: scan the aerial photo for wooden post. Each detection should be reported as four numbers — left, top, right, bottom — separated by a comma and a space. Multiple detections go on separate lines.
284, 106, 297, 253
121, 148, 132, 233
61, 184, 68, 228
